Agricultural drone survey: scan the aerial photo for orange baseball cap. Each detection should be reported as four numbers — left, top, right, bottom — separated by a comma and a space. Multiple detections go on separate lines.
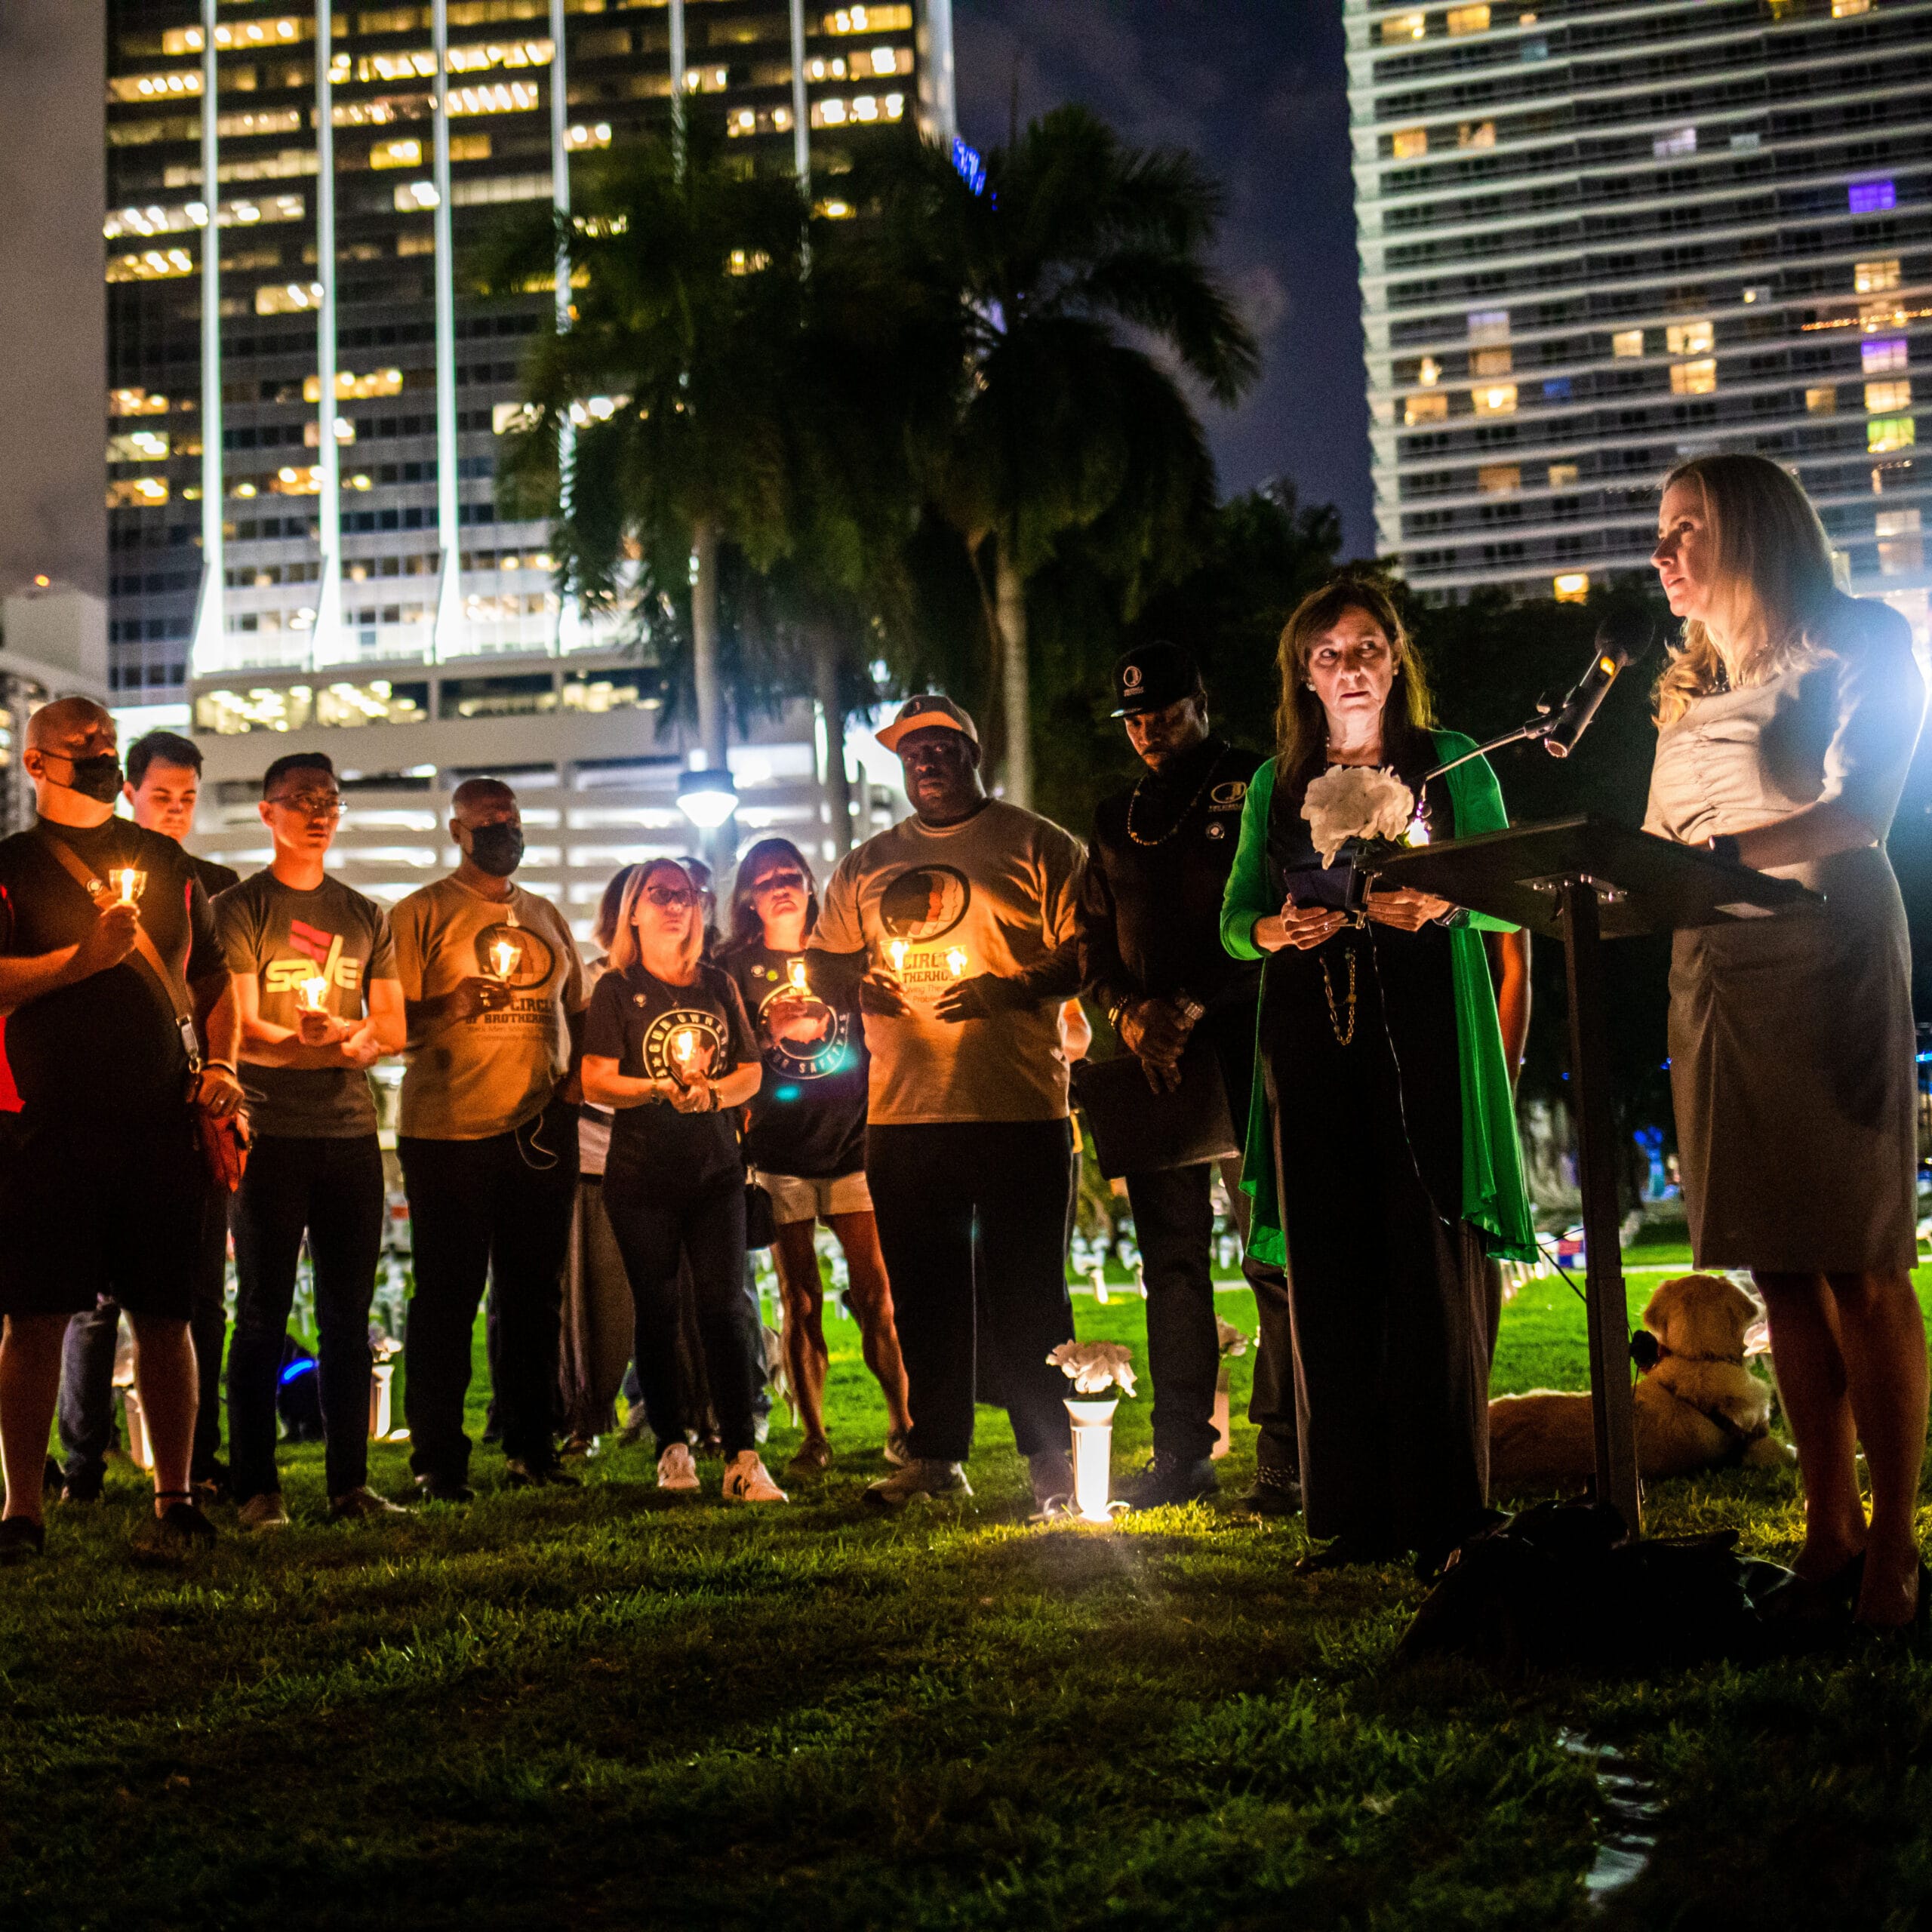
873, 693, 980, 754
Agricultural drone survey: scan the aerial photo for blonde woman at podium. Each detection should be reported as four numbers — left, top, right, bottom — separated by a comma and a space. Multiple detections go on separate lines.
1647, 452, 1927, 1632
1221, 577, 1536, 1574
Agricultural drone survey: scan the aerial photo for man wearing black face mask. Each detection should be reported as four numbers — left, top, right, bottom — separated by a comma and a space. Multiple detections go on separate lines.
390, 777, 587, 1500
0, 699, 245, 1561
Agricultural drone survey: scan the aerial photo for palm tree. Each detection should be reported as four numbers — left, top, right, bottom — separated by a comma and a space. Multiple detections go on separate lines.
862, 108, 1262, 808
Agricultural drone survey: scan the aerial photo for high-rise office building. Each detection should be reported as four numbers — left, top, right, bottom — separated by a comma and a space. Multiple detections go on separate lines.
103, 0, 951, 922
1348, 0, 1930, 641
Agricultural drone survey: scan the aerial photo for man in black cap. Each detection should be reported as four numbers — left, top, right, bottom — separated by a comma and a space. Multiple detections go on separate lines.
1078, 643, 1299, 1512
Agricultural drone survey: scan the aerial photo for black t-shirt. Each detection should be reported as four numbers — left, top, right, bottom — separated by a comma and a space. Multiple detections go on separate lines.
583, 959, 758, 1184
188, 854, 242, 900
1081, 737, 1265, 1017
0, 816, 225, 1124
722, 942, 868, 1180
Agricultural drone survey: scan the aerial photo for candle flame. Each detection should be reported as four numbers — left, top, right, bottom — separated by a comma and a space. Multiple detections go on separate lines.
887, 939, 906, 972
787, 959, 808, 992
489, 937, 521, 981
672, 1027, 697, 1066
946, 947, 968, 979
298, 974, 330, 1014
109, 866, 145, 906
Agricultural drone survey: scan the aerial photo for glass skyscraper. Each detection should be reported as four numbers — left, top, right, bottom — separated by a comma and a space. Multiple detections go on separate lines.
1348, 0, 1930, 641
103, 0, 950, 921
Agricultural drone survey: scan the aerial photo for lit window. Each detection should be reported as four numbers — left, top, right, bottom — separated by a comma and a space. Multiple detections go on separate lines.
218, 109, 303, 138
1806, 386, 1838, 415
371, 138, 423, 169
108, 70, 203, 102
1832, 0, 1870, 14
1381, 10, 1427, 41
1863, 339, 1908, 376
106, 247, 195, 283
107, 431, 170, 462
1477, 463, 1521, 494
1652, 127, 1696, 158
107, 478, 170, 508
1876, 508, 1923, 576
394, 180, 440, 211
1543, 377, 1572, 401
1866, 380, 1912, 413
1404, 392, 1448, 425
1553, 572, 1589, 603
1671, 359, 1717, 395
564, 122, 612, 150
1472, 346, 1512, 377
823, 5, 912, 29
1612, 329, 1644, 358
1849, 180, 1896, 215
1742, 284, 1771, 305
1468, 308, 1509, 345
814, 198, 855, 220
1418, 356, 1441, 386
1457, 121, 1495, 149
110, 387, 170, 417
1855, 259, 1901, 294
302, 417, 357, 448
1446, 3, 1490, 30
355, 49, 436, 80
448, 80, 541, 113
256, 283, 325, 315
446, 38, 555, 72
1391, 127, 1428, 159
1666, 319, 1712, 355
271, 465, 325, 495
1548, 462, 1580, 488
1868, 417, 1917, 454
1730, 131, 1761, 152
1472, 382, 1518, 416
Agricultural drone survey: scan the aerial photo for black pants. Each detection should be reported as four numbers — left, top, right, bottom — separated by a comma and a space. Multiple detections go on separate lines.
57, 1196, 230, 1486
400, 1101, 579, 1481
867, 1120, 1076, 1466
601, 1156, 756, 1457
1124, 1162, 1221, 1463
229, 1134, 385, 1502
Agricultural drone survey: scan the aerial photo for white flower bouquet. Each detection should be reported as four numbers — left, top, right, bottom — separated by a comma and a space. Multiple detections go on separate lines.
1300, 764, 1417, 869
1047, 1340, 1138, 1401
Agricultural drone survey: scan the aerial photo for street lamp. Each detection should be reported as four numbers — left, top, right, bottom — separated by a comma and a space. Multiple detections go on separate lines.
676, 763, 738, 831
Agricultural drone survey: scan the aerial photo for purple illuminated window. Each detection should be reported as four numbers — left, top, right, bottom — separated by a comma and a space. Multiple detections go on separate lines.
1849, 180, 1897, 214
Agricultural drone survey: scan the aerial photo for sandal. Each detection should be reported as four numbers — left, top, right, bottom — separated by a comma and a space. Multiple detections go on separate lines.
140, 1491, 218, 1553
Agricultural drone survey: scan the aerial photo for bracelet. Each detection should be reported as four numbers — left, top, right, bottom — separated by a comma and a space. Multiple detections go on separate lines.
203, 1060, 238, 1077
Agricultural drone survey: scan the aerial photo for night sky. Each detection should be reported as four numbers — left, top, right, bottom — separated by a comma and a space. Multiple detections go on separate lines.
954, 0, 1374, 558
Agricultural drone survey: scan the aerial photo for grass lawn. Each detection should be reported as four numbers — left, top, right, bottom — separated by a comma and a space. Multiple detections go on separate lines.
4, 1256, 1932, 1930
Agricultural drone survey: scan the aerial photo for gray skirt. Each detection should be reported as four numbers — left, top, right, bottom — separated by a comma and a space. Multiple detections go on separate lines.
1669, 844, 1918, 1274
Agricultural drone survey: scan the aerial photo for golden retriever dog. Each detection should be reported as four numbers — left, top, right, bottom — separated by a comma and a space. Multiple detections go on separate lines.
1488, 1272, 1795, 1491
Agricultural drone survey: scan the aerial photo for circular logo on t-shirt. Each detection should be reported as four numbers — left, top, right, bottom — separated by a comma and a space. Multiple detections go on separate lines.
637, 1006, 728, 1082
879, 865, 971, 942
473, 921, 555, 991
1210, 780, 1249, 809
748, 966, 854, 1081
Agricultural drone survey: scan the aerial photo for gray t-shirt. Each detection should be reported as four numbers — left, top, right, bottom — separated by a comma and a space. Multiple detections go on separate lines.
216, 870, 398, 1138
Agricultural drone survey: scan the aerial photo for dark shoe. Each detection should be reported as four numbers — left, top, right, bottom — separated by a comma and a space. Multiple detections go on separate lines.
863, 1460, 972, 1512
1233, 1465, 1302, 1518
1853, 1556, 1930, 1641
504, 1457, 581, 1490
1761, 1550, 1865, 1647
1295, 1532, 1400, 1574
1121, 1453, 1218, 1510
0, 1517, 46, 1564
414, 1473, 475, 1506
192, 1459, 232, 1507
142, 1496, 217, 1553
329, 1485, 408, 1521
61, 1466, 106, 1506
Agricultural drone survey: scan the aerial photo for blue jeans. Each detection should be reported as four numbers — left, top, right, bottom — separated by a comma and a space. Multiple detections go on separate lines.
229, 1133, 385, 1503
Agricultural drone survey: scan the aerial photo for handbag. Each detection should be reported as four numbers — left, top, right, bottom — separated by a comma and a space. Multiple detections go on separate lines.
1071, 1035, 1240, 1180
35, 830, 251, 1192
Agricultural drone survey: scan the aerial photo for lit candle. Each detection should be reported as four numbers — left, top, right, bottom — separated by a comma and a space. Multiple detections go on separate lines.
946, 946, 968, 979
671, 1028, 698, 1072
297, 974, 331, 1015
108, 866, 145, 906
786, 959, 808, 992
489, 935, 522, 982
1407, 811, 1431, 848
887, 939, 906, 974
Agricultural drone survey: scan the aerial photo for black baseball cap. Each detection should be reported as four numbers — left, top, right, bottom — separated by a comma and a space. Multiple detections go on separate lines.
1110, 641, 1204, 718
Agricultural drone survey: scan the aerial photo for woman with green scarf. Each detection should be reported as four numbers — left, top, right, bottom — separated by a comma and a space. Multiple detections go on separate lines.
1221, 577, 1534, 1571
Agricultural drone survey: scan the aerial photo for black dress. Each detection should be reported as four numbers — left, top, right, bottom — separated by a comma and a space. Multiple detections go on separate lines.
1258, 750, 1491, 1556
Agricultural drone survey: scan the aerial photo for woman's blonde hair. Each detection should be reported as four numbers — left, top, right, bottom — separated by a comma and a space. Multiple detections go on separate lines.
1273, 575, 1434, 781
605, 857, 704, 978
1654, 454, 1838, 724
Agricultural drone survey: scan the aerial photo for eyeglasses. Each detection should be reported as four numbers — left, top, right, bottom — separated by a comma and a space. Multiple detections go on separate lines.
753, 869, 807, 893
270, 792, 343, 820
643, 884, 697, 909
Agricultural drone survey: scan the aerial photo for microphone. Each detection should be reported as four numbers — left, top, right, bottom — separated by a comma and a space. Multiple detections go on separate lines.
1540, 608, 1655, 758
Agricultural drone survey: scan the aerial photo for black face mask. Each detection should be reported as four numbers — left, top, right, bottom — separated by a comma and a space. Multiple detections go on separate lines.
57, 753, 125, 804
466, 822, 524, 877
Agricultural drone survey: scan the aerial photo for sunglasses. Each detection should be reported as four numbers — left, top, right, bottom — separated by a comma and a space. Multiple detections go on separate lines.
270, 792, 344, 820
643, 884, 697, 909
752, 869, 807, 892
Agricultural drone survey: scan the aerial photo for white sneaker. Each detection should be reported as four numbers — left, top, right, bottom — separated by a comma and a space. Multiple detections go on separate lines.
721, 1451, 788, 1503
237, 1492, 290, 1533
657, 1442, 700, 1492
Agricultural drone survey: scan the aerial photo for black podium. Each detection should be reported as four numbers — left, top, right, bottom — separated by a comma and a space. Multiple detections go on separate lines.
1367, 817, 1820, 1534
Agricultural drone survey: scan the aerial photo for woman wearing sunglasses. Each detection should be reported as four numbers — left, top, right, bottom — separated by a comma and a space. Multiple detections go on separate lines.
720, 838, 912, 1478
581, 859, 786, 1503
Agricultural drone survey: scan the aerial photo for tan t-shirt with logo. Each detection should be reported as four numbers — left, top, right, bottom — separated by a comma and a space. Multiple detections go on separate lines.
390, 874, 586, 1140
811, 799, 1084, 1125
